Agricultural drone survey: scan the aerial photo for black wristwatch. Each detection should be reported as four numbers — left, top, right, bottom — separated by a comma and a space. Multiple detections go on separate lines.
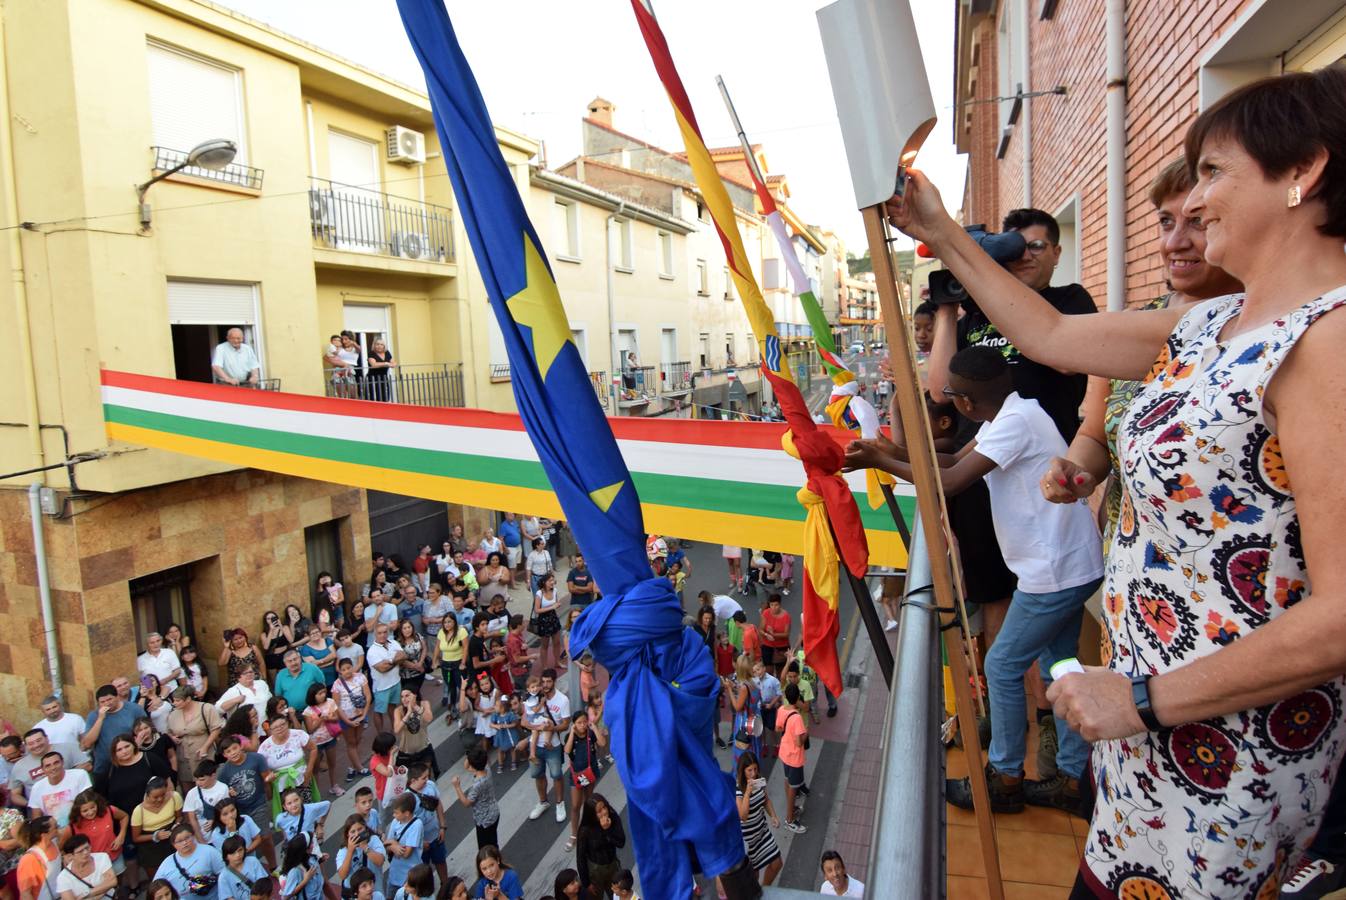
1130, 674, 1163, 731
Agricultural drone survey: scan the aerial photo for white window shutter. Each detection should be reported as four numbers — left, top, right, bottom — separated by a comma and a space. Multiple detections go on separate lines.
166, 280, 257, 324
147, 42, 247, 163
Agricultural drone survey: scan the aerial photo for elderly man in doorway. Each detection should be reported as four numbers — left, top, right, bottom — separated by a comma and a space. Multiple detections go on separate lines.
211, 327, 260, 387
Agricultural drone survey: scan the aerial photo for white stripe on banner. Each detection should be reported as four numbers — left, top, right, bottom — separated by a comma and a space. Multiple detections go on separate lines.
101, 385, 905, 499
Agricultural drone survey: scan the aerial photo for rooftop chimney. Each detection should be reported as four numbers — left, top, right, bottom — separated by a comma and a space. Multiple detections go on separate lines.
587, 96, 616, 128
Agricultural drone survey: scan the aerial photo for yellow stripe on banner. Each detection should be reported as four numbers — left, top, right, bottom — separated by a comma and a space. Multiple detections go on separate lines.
107, 423, 908, 568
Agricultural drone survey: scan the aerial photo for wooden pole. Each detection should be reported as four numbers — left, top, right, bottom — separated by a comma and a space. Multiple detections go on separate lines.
862, 204, 1004, 899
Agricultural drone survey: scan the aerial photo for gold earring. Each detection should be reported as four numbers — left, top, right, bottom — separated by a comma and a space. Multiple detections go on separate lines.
1289, 185, 1303, 208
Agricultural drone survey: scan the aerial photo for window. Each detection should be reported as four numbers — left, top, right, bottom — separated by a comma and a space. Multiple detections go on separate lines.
661, 328, 678, 364
657, 230, 674, 278
147, 41, 247, 163
723, 266, 736, 301
167, 279, 262, 384
571, 328, 589, 368
130, 564, 196, 654
553, 199, 580, 260
615, 218, 633, 271
996, 0, 1025, 132
725, 333, 736, 366
343, 303, 391, 364
305, 520, 345, 610
696, 259, 709, 295
699, 332, 710, 368
1051, 195, 1081, 288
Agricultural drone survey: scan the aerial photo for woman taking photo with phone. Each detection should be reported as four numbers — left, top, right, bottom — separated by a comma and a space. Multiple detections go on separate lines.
734, 751, 781, 887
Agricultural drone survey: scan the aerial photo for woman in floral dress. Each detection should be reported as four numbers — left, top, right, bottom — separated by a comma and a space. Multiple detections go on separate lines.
885, 67, 1346, 898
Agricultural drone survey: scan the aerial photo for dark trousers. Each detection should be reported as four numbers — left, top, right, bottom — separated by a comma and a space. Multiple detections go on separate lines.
1308, 752, 1346, 862
441, 661, 462, 709
475, 819, 499, 851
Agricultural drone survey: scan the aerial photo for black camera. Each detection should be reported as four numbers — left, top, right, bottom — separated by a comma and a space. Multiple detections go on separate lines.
928, 269, 968, 307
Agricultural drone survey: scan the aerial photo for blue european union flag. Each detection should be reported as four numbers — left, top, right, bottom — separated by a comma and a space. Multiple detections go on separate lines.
393, 0, 648, 595
393, 3, 745, 896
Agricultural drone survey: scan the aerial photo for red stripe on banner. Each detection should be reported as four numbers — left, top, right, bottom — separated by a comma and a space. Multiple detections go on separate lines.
100, 369, 860, 451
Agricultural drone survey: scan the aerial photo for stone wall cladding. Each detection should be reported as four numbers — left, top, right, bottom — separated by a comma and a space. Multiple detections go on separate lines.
0, 471, 370, 720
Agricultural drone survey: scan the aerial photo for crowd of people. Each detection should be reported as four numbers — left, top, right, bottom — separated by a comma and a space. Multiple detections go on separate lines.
847, 65, 1346, 900
0, 510, 869, 900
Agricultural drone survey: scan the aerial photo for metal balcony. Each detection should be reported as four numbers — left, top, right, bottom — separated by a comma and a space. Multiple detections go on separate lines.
617, 365, 655, 408
323, 364, 464, 408
589, 371, 609, 408
152, 146, 264, 191
309, 177, 454, 263
659, 361, 692, 395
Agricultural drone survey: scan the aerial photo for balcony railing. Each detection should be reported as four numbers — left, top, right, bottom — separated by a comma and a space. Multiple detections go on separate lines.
323, 364, 464, 408
211, 377, 281, 391
659, 361, 692, 394
589, 371, 609, 408
152, 146, 264, 191
309, 177, 454, 263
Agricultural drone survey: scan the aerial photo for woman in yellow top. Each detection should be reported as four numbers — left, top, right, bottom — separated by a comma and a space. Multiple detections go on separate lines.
437, 617, 469, 721
129, 779, 181, 878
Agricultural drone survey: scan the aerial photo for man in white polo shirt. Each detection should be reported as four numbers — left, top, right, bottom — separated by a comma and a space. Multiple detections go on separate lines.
366, 622, 405, 735
211, 327, 260, 387
137, 632, 183, 693
819, 850, 864, 897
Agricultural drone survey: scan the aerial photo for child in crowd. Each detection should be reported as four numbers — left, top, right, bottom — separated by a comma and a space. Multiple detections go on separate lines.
348, 868, 384, 900
489, 695, 522, 773
667, 561, 686, 603
784, 660, 817, 725
504, 615, 534, 694
218, 835, 268, 900
754, 660, 783, 758
404, 764, 447, 890
335, 630, 365, 673
303, 684, 345, 798
733, 611, 761, 663
279, 831, 325, 900
352, 786, 381, 836
382, 794, 422, 892
206, 798, 261, 857
274, 787, 331, 847
369, 733, 397, 807
448, 746, 499, 852
392, 863, 434, 900
846, 345, 1104, 814
334, 814, 387, 895
67, 790, 126, 876
182, 759, 232, 843
578, 653, 597, 704
613, 868, 641, 900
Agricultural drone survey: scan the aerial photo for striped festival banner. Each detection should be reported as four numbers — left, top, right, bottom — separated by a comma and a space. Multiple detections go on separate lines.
101, 370, 911, 567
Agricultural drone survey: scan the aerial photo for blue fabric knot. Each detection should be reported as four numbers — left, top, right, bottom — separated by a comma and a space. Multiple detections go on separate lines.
570, 577, 742, 898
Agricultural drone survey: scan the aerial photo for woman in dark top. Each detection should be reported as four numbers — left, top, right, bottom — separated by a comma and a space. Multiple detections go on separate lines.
693, 607, 716, 660
259, 611, 291, 674
364, 337, 393, 401
101, 734, 174, 816
575, 793, 625, 897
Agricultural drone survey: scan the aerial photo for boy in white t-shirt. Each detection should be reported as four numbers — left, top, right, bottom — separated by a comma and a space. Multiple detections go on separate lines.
845, 346, 1103, 815
182, 759, 233, 842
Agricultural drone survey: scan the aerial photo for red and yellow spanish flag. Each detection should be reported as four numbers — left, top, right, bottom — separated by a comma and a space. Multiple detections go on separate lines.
629, 0, 867, 696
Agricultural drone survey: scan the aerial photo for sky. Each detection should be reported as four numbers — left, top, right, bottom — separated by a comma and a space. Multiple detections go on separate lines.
211, 0, 966, 252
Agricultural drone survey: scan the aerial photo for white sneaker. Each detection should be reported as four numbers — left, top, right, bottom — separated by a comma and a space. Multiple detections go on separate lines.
885, 619, 898, 632
425, 674, 441, 683
528, 801, 549, 820
555, 802, 567, 823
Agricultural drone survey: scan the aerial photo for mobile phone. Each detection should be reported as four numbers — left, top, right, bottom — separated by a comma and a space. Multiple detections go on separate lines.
893, 165, 908, 199
223, 629, 233, 642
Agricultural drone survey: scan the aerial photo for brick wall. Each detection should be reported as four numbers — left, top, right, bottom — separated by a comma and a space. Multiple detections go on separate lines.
963, 0, 1256, 307
0, 471, 369, 720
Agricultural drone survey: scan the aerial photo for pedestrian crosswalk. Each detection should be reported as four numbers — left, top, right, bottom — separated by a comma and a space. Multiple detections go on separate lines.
316, 702, 836, 894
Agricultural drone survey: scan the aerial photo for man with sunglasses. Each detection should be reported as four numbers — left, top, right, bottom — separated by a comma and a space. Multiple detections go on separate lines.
922, 208, 1096, 787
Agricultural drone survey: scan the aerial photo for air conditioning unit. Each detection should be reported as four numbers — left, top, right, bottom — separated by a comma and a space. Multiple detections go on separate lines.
392, 231, 436, 261
308, 189, 335, 239
386, 126, 426, 165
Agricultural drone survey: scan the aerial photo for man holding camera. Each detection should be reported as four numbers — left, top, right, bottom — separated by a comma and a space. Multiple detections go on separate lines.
924, 208, 1095, 796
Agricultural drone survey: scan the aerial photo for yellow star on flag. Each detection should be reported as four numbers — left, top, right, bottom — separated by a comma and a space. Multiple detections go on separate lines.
505, 234, 574, 379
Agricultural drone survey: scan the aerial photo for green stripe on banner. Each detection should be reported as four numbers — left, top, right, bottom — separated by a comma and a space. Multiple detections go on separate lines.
105, 404, 910, 532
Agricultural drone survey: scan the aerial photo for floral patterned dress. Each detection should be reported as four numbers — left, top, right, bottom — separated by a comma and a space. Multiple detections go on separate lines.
1087, 291, 1346, 899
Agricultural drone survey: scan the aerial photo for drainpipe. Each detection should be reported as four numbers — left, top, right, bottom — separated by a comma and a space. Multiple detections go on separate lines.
1106, 0, 1127, 311
0, 10, 46, 480
1019, 0, 1033, 208
29, 485, 61, 698
605, 201, 627, 412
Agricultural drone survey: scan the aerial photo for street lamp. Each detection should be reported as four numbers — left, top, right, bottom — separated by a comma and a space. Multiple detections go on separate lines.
136, 138, 237, 229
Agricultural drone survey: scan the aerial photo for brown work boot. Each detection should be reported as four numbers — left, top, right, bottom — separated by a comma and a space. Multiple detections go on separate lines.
1024, 772, 1083, 816
947, 764, 1025, 813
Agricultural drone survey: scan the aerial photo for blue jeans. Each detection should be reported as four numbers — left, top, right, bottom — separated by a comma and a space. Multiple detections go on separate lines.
985, 577, 1101, 780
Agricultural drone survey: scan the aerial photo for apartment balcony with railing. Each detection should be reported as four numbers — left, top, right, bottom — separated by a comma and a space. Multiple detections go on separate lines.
659, 361, 692, 396
618, 365, 656, 409
322, 364, 464, 408
308, 178, 455, 267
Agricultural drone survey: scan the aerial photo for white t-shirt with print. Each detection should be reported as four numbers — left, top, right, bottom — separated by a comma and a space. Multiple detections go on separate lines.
973, 392, 1104, 593
258, 731, 310, 773
27, 769, 92, 826
528, 690, 571, 749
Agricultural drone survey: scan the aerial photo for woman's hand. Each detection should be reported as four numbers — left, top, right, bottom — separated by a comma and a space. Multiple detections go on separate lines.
1047, 668, 1147, 741
1040, 456, 1099, 504
882, 169, 955, 247
769, 814, 780, 829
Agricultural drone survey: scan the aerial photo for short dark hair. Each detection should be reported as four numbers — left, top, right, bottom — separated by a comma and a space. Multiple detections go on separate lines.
193, 759, 217, 777
391, 793, 417, 815
949, 345, 1009, 383
466, 745, 489, 772
372, 732, 396, 757
61, 834, 90, 855
1185, 65, 1346, 238
614, 869, 635, 891
40, 750, 63, 765
821, 849, 846, 871
1002, 207, 1060, 245
914, 300, 939, 318
0, 736, 21, 751
784, 683, 801, 705
1148, 158, 1194, 208
924, 390, 957, 422
541, 668, 558, 681
249, 877, 274, 899
95, 684, 117, 700
347, 870, 375, 894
